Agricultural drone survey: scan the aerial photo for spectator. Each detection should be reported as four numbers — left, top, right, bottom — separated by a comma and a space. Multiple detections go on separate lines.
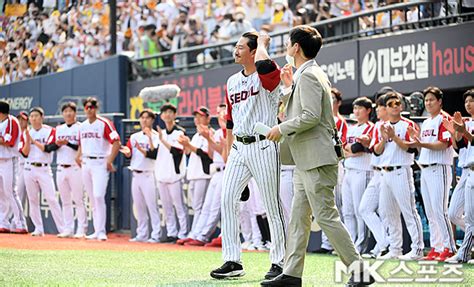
140, 24, 162, 69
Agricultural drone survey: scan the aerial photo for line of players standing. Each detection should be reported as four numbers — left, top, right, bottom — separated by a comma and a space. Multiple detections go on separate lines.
0, 98, 293, 249
319, 86, 474, 264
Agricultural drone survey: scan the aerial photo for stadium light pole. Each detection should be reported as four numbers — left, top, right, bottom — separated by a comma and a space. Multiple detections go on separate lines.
110, 0, 117, 55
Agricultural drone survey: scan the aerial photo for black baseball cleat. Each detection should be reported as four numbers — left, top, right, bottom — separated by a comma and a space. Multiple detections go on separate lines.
162, 236, 178, 243
312, 247, 333, 254
210, 261, 245, 279
265, 264, 283, 279
240, 186, 250, 201
261, 274, 302, 286
345, 272, 375, 287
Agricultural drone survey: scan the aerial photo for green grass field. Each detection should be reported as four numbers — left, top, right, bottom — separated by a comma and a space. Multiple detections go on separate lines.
1, 247, 474, 286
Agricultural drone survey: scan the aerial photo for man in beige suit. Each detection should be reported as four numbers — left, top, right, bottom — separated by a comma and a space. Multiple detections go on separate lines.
261, 25, 374, 287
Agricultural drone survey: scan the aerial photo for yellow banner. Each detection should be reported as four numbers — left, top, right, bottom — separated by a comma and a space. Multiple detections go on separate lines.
5, 4, 27, 17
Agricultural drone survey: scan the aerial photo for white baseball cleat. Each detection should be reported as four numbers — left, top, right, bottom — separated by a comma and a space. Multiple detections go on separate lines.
97, 233, 107, 241
129, 237, 147, 243
147, 238, 160, 243
73, 232, 85, 239
57, 232, 73, 238
85, 233, 98, 240
399, 250, 423, 261
31, 231, 44, 237
445, 254, 466, 264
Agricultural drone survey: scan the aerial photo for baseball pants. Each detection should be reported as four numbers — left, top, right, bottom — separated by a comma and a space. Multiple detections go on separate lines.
342, 168, 373, 253
24, 164, 65, 234
0, 158, 27, 230
188, 178, 210, 237
448, 167, 468, 230
321, 162, 344, 250
280, 167, 295, 227
194, 170, 224, 242
240, 179, 265, 246
380, 166, 424, 255
157, 180, 188, 239
81, 158, 109, 236
57, 165, 87, 235
221, 140, 286, 265
14, 158, 26, 204
132, 171, 161, 240
359, 170, 388, 252
420, 164, 456, 252
456, 169, 474, 261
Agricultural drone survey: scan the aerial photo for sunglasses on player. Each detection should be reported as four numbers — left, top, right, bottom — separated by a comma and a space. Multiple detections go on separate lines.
85, 105, 96, 110
387, 100, 401, 108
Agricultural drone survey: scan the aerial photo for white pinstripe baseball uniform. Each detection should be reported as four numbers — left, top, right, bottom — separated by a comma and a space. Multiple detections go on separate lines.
454, 132, 474, 262
376, 118, 424, 256
359, 120, 389, 254
126, 130, 161, 241
155, 125, 188, 239
221, 60, 286, 266
21, 125, 65, 235
55, 122, 87, 236
341, 121, 374, 253
80, 116, 120, 238
0, 115, 27, 231
418, 111, 456, 253
448, 118, 474, 230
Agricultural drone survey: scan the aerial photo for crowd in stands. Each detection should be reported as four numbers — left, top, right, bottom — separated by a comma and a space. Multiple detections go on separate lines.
0, 0, 467, 85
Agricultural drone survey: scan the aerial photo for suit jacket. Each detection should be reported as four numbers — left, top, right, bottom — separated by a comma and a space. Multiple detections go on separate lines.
279, 60, 339, 171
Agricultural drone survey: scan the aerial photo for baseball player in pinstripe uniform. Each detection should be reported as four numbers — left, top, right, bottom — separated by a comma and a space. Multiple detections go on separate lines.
341, 97, 374, 254
444, 89, 474, 264
0, 101, 27, 234
318, 88, 348, 253
359, 95, 390, 259
121, 109, 162, 243
374, 92, 425, 260
210, 31, 286, 280
448, 89, 474, 236
408, 86, 456, 261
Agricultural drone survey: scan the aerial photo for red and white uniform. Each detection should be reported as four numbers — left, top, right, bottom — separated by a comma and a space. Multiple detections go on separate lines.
419, 111, 456, 253
449, 118, 474, 231
376, 118, 424, 256
334, 114, 348, 145
222, 60, 286, 266
21, 125, 65, 235
79, 116, 120, 238
126, 131, 161, 241
358, 120, 389, 255
418, 112, 454, 165
344, 122, 374, 170
186, 131, 212, 239
342, 121, 373, 252
55, 122, 87, 236
155, 126, 187, 239
0, 115, 26, 231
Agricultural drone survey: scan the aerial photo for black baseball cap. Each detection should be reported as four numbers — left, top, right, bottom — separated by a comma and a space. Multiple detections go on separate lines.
193, 106, 210, 117
0, 100, 9, 114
